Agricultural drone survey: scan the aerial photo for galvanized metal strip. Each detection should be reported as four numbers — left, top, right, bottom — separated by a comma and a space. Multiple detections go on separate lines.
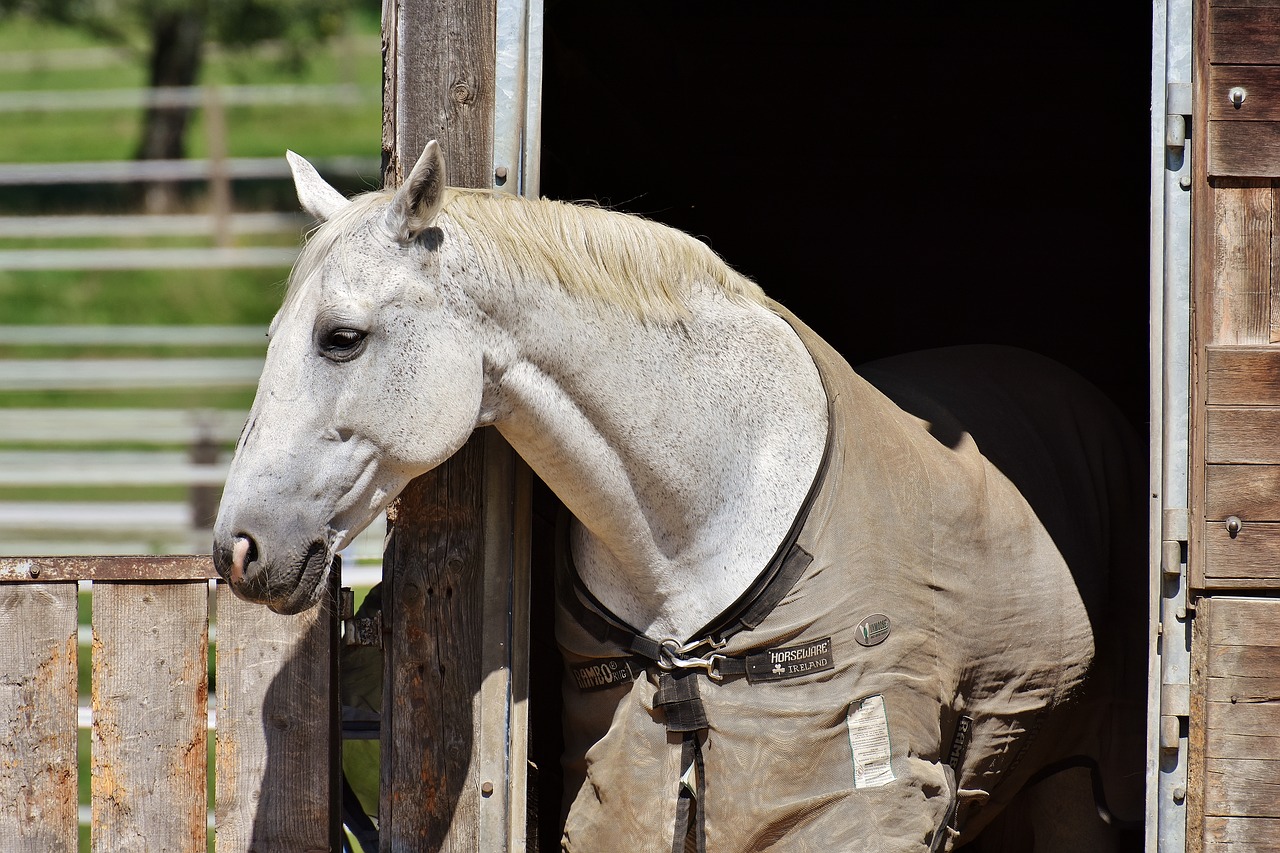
1152, 0, 1194, 847
0, 582, 79, 852
91, 581, 208, 853
0, 555, 217, 582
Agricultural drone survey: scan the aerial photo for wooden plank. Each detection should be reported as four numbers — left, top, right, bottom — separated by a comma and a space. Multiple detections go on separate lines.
1205, 816, 1280, 853
1206, 700, 1280, 758
91, 581, 207, 853
0, 555, 216, 582
1191, 0, 1216, 595
0, 583, 78, 852
380, 0, 521, 850
1206, 464, 1280, 518
1211, 7, 1280, 64
214, 578, 339, 852
1209, 122, 1280, 177
1208, 642, 1280, 697
1207, 595, 1280, 645
382, 435, 488, 850
1204, 522, 1280, 584
1206, 346, 1280, 404
1206, 408, 1280, 463
1190, 596, 1210, 853
1210, 187, 1272, 338
1209, 66, 1280, 122
1205, 757, 1280, 817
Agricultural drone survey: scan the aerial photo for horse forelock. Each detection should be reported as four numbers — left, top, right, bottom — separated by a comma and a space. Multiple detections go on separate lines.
280, 187, 768, 323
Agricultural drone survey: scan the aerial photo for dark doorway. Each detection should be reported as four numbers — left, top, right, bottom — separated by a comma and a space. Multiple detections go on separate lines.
539, 1, 1152, 429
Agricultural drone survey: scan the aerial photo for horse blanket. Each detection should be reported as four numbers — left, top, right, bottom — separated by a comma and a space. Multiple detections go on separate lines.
555, 308, 1144, 852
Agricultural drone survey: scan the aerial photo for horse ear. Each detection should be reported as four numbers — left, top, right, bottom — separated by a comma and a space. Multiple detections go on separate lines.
384, 140, 446, 242
286, 150, 348, 222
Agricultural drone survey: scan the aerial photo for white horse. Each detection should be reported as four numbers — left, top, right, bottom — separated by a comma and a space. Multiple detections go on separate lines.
213, 142, 1145, 852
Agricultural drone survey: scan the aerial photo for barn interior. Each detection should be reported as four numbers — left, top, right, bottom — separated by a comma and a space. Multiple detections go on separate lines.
528, 1, 1154, 846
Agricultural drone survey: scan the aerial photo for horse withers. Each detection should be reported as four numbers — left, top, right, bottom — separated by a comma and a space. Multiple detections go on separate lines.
213, 141, 1146, 852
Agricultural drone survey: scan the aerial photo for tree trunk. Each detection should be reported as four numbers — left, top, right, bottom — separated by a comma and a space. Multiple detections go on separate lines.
136, 10, 205, 212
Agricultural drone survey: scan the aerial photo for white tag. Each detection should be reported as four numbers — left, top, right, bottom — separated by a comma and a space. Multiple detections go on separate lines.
679, 760, 698, 797
848, 694, 895, 788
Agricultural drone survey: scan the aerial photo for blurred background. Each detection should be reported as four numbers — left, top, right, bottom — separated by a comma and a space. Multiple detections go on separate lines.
0, 0, 386, 567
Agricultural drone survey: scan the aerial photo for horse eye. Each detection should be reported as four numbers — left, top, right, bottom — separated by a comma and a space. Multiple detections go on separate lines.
319, 328, 367, 361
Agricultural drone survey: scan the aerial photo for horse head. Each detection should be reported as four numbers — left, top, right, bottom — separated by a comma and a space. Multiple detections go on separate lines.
212, 143, 491, 613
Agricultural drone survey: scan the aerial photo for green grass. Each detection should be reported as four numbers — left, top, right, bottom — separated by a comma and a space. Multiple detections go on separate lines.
0, 269, 289, 325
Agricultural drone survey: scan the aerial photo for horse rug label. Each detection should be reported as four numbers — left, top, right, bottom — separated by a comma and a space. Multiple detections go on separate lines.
848, 694, 896, 788
745, 636, 834, 683
571, 656, 644, 692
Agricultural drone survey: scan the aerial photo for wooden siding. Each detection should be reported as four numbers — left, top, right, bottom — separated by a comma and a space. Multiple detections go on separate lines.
1208, 2, 1280, 177
1191, 3, 1280, 849
1201, 348, 1280, 588
1196, 598, 1280, 851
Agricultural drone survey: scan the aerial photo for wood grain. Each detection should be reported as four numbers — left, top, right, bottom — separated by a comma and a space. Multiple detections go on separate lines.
1210, 122, 1280, 178
1205, 757, 1280, 817
0, 583, 78, 853
1205, 816, 1280, 853
1210, 187, 1272, 338
1212, 7, 1280, 64
1206, 464, 1280, 518
91, 581, 207, 853
214, 581, 339, 853
382, 435, 487, 851
1204, 522, 1280, 584
1209, 66, 1280, 123
380, 1, 527, 851
1206, 409, 1280, 463
1206, 347, 1280, 404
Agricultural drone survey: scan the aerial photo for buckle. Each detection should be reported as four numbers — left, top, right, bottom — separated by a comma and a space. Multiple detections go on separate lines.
656, 637, 728, 681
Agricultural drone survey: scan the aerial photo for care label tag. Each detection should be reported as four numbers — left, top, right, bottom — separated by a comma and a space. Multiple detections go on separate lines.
745, 636, 834, 683
848, 694, 895, 788
570, 657, 644, 692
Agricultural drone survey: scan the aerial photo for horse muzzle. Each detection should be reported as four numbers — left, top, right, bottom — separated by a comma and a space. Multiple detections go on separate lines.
212, 533, 332, 614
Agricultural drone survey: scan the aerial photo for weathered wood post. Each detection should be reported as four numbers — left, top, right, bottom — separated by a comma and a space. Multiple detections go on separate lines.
380, 0, 541, 849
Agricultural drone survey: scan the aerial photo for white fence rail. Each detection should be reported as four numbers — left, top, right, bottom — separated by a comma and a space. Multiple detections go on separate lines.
0, 213, 305, 239
0, 155, 379, 185
0, 358, 265, 390
0, 83, 376, 112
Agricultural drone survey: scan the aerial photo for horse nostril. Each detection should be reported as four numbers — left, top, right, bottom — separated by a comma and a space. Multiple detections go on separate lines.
231, 534, 259, 584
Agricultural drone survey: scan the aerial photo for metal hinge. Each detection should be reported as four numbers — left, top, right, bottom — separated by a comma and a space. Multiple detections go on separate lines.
1166, 82, 1193, 151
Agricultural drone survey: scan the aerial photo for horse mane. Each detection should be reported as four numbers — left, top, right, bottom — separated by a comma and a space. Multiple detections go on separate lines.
284, 187, 768, 322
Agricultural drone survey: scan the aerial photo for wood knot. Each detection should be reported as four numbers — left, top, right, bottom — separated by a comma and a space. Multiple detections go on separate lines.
451, 80, 475, 105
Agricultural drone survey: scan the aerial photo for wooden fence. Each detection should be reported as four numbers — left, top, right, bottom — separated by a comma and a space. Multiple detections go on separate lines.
0, 556, 342, 852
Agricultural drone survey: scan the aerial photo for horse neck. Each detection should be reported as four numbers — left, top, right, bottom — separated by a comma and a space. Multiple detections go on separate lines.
481, 282, 828, 640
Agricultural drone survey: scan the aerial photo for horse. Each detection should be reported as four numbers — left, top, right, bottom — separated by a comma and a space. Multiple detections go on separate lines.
212, 141, 1147, 852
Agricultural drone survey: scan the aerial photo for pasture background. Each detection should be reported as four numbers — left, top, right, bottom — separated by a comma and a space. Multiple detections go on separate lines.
0, 9, 383, 849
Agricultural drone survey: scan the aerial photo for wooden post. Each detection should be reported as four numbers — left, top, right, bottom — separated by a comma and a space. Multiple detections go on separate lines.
380, 1, 534, 851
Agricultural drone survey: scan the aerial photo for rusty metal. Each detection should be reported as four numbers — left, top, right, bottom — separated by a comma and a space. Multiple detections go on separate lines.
0, 555, 217, 582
